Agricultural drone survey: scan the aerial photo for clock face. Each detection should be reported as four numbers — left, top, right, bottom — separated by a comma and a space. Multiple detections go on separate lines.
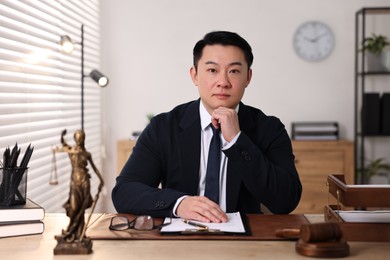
293, 21, 335, 62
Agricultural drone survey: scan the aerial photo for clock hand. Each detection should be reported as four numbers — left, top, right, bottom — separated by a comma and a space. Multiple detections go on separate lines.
312, 32, 328, 42
302, 35, 315, 43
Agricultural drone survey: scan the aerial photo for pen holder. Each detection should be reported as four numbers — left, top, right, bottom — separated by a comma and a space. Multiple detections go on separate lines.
0, 167, 28, 206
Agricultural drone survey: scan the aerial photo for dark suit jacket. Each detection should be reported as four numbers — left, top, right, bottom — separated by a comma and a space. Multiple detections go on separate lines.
112, 99, 301, 217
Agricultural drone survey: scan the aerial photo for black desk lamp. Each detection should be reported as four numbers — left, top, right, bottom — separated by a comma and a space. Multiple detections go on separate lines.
59, 24, 109, 130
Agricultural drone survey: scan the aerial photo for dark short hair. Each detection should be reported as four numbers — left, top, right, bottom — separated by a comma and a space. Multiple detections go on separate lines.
193, 31, 254, 70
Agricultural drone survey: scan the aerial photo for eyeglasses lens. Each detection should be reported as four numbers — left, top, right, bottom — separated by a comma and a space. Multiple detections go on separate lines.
111, 216, 129, 231
134, 215, 154, 230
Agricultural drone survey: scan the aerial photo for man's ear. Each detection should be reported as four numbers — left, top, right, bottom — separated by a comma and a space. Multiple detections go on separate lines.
246, 68, 252, 88
190, 66, 198, 86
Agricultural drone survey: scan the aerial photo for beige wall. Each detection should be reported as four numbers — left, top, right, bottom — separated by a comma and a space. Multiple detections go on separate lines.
99, 0, 390, 212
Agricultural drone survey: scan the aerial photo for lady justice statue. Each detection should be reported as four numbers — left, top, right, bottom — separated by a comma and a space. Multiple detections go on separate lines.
52, 129, 104, 254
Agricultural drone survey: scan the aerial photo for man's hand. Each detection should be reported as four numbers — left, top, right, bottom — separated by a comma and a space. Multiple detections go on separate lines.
176, 196, 228, 223
211, 107, 240, 142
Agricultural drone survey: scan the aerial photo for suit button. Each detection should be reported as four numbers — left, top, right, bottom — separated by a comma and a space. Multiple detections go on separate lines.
241, 151, 251, 161
155, 201, 165, 208
241, 151, 248, 156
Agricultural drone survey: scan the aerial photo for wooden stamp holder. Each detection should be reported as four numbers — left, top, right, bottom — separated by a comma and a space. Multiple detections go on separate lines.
325, 174, 390, 242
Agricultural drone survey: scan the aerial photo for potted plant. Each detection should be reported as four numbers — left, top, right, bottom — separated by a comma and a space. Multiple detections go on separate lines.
146, 113, 154, 122
361, 33, 390, 71
360, 158, 390, 184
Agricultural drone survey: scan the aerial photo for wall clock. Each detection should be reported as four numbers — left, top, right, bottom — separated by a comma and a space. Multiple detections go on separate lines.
293, 21, 335, 62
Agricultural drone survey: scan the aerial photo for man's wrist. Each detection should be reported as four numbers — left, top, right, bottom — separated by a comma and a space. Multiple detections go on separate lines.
222, 131, 241, 150
172, 195, 188, 217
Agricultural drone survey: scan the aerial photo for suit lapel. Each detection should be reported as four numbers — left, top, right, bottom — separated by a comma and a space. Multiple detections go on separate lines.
178, 100, 201, 195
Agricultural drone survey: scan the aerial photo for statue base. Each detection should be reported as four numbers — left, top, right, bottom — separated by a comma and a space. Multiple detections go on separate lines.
53, 235, 93, 255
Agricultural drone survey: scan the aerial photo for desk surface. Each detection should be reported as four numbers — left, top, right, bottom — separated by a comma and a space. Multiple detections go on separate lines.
1, 213, 389, 260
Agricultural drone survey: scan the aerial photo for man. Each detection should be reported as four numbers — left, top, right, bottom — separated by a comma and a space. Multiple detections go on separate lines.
112, 31, 301, 223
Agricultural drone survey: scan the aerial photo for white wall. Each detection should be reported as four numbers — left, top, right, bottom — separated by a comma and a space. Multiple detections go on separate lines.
99, 0, 390, 212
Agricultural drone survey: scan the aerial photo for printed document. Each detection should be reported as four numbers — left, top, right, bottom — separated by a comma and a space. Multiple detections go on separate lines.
160, 212, 245, 233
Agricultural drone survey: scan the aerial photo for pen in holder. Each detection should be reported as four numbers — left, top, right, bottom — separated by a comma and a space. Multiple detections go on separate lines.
0, 167, 28, 206
0, 143, 34, 206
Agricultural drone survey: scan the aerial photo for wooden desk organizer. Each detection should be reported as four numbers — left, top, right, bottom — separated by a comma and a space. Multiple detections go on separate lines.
325, 174, 390, 242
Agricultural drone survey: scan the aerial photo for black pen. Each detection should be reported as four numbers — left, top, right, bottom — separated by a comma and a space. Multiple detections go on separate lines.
182, 219, 209, 230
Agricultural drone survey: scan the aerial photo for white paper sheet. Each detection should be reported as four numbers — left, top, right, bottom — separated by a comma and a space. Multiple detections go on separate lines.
160, 212, 246, 233
336, 210, 390, 223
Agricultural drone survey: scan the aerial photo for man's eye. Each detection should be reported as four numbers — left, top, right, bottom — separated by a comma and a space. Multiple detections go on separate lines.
207, 68, 217, 73
230, 69, 240, 74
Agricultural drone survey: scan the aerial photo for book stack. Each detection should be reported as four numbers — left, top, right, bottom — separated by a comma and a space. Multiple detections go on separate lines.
0, 198, 45, 238
292, 122, 339, 141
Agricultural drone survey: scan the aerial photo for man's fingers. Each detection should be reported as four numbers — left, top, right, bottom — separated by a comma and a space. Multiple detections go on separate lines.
176, 196, 228, 223
193, 204, 227, 223
211, 117, 220, 129
211, 107, 240, 142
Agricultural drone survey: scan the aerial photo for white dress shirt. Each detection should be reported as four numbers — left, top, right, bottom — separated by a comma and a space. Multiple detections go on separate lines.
173, 101, 240, 214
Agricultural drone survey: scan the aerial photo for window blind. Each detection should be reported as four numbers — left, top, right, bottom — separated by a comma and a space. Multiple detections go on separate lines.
0, 0, 103, 212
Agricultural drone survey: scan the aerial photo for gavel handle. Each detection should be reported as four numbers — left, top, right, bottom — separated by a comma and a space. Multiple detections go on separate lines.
275, 228, 300, 239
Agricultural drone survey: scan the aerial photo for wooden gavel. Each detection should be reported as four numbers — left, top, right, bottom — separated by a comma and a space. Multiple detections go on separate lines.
275, 222, 342, 242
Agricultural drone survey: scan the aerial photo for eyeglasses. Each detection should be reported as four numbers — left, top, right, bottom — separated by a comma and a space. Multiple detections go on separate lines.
109, 215, 171, 231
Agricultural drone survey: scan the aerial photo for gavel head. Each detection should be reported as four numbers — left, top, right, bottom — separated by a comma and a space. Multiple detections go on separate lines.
300, 222, 343, 243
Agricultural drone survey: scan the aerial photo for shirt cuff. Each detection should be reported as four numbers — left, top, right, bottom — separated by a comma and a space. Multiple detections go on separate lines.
222, 131, 241, 150
172, 195, 188, 217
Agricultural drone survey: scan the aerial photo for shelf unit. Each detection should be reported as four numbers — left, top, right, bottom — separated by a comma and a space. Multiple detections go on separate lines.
354, 7, 390, 184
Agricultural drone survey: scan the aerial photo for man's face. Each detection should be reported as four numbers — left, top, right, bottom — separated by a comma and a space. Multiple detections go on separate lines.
190, 44, 252, 115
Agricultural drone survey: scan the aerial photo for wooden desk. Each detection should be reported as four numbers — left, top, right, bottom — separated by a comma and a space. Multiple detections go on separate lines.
1, 214, 389, 260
